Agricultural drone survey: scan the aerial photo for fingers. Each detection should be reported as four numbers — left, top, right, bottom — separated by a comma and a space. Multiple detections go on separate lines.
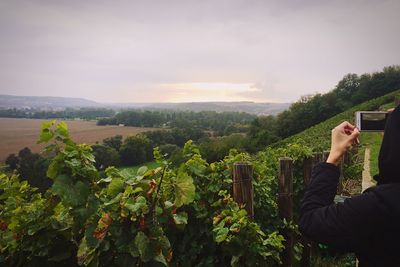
334, 121, 357, 137
350, 128, 360, 138
388, 108, 395, 113
336, 121, 356, 131
344, 121, 356, 130
347, 128, 360, 146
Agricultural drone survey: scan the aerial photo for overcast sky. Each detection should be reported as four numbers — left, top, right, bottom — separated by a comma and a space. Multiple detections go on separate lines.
0, 0, 399, 103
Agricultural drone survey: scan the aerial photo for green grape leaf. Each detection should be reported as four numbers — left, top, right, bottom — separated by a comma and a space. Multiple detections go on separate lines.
56, 121, 69, 137
124, 196, 148, 214
154, 253, 168, 266
38, 128, 54, 143
104, 193, 122, 206
173, 172, 195, 207
52, 175, 89, 207
173, 212, 188, 225
77, 237, 96, 266
134, 231, 155, 262
96, 177, 112, 184
137, 166, 148, 176
106, 178, 124, 197
47, 161, 60, 179
215, 227, 229, 243
41, 120, 56, 130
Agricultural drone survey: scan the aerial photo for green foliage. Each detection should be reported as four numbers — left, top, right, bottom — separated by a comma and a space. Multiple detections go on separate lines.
4, 81, 398, 266
248, 67, 400, 150
1, 119, 342, 266
256, 143, 312, 217
5, 147, 51, 193
212, 191, 285, 266
158, 144, 180, 158
102, 135, 123, 151
0, 173, 76, 266
199, 134, 250, 162
0, 107, 115, 120
119, 134, 153, 166
248, 115, 280, 150
276, 66, 400, 138
5, 154, 19, 170
1, 121, 291, 266
97, 110, 255, 136
172, 170, 195, 208
91, 144, 120, 170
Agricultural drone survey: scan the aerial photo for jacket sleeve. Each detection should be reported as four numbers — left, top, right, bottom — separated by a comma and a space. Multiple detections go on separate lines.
299, 162, 386, 252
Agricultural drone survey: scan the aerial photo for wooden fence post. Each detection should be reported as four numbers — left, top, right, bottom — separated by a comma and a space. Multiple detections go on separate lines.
278, 157, 294, 267
312, 152, 323, 167
344, 150, 351, 165
232, 162, 254, 219
303, 157, 313, 187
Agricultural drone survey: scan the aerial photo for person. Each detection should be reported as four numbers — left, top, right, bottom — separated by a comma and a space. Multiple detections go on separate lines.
299, 105, 400, 267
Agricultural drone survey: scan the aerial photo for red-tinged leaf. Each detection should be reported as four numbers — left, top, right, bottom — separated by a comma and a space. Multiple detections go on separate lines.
93, 213, 112, 241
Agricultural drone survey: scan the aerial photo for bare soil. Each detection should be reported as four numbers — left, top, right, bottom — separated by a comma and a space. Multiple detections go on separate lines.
0, 118, 161, 162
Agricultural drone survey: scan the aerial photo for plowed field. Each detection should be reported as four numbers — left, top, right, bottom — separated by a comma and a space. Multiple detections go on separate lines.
0, 118, 160, 162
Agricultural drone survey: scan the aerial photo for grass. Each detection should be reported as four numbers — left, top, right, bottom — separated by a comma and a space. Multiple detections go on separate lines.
119, 161, 161, 176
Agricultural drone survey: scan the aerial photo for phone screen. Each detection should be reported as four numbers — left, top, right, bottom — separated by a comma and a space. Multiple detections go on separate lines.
360, 112, 388, 131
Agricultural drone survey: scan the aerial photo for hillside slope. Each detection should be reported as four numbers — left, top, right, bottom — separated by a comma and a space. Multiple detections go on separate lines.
273, 90, 400, 151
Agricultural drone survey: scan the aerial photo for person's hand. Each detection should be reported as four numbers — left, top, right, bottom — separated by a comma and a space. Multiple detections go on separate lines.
327, 121, 360, 166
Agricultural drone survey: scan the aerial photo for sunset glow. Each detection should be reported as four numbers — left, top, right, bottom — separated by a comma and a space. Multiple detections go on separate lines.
161, 82, 260, 102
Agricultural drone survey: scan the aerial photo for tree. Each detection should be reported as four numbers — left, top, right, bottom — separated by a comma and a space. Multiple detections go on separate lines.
119, 134, 153, 166
143, 130, 175, 146
5, 154, 19, 170
199, 134, 248, 162
159, 144, 179, 157
13, 147, 52, 193
103, 135, 123, 151
91, 144, 120, 170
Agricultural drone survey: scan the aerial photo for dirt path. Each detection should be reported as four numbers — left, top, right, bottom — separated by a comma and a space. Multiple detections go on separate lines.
362, 147, 376, 192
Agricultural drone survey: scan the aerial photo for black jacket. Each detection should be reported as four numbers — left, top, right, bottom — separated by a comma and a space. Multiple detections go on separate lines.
299, 105, 400, 267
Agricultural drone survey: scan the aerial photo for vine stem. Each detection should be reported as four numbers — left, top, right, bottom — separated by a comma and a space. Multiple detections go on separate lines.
150, 166, 167, 224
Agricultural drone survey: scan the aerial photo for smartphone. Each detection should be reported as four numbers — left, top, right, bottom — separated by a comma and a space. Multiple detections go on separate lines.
355, 111, 389, 132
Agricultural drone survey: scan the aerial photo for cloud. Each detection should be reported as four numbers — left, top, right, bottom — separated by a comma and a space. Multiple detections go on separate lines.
0, 0, 400, 102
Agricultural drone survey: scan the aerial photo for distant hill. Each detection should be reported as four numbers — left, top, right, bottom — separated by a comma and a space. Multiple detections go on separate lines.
0, 95, 101, 109
113, 102, 291, 115
0, 95, 290, 115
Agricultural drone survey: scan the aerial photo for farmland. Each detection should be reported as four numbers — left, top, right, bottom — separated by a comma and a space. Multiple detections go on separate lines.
0, 118, 160, 162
